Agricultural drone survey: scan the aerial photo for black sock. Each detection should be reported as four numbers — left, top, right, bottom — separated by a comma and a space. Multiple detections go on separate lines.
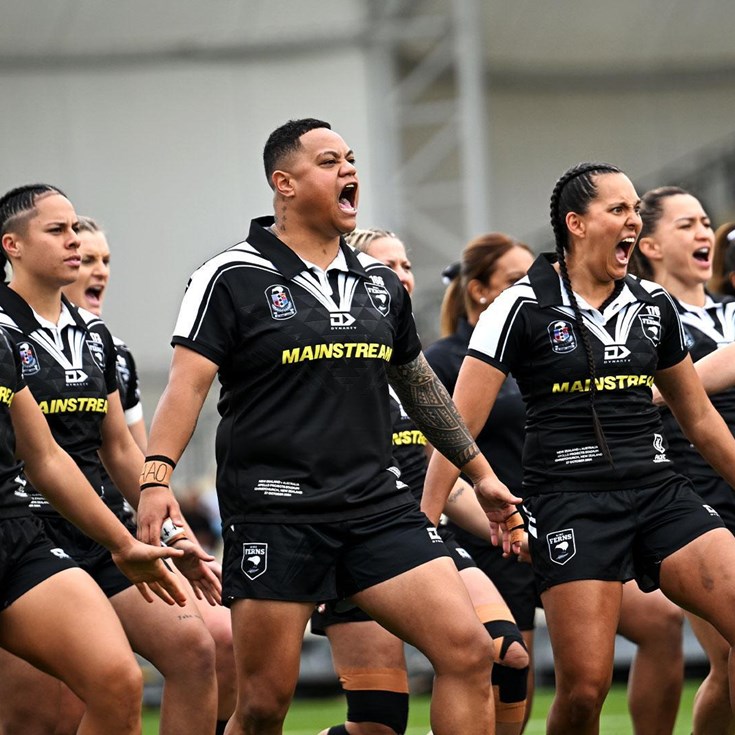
327, 726, 350, 735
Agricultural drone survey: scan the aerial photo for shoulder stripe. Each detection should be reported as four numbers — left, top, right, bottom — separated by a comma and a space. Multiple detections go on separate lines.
175, 251, 279, 341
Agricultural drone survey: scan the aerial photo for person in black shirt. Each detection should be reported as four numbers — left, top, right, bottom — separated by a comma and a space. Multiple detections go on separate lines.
0, 185, 220, 734
138, 118, 523, 735
0, 332, 188, 731
60, 214, 237, 735
423, 161, 735, 734
632, 186, 735, 734
428, 232, 687, 735
311, 228, 529, 735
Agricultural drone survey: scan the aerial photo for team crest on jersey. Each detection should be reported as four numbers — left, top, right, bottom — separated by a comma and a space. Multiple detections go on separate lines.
547, 528, 576, 565
365, 279, 391, 317
241, 543, 268, 580
638, 305, 662, 345
682, 328, 695, 350
266, 285, 297, 320
18, 341, 41, 376
86, 339, 106, 370
547, 320, 577, 353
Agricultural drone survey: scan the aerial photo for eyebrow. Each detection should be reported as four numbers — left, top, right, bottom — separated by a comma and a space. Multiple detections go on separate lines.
317, 148, 354, 158
673, 215, 707, 223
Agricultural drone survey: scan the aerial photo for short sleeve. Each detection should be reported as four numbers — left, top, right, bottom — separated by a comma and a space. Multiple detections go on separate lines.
171, 266, 240, 366
387, 278, 422, 366
466, 286, 526, 375
654, 289, 689, 371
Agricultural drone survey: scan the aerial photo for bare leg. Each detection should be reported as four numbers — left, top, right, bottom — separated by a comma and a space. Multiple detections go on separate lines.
659, 529, 735, 734
461, 566, 529, 735
687, 613, 735, 735
0, 568, 143, 735
111, 583, 217, 735
353, 557, 494, 735
617, 583, 684, 735
319, 620, 407, 735
226, 599, 315, 735
520, 630, 535, 735
542, 580, 622, 735
0, 652, 84, 735
197, 597, 237, 723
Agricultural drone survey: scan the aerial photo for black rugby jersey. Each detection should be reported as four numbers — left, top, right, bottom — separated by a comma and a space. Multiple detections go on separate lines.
0, 327, 32, 518
660, 294, 735, 479
468, 253, 687, 495
100, 336, 142, 520
388, 387, 426, 504
425, 318, 525, 495
0, 285, 117, 516
172, 217, 421, 524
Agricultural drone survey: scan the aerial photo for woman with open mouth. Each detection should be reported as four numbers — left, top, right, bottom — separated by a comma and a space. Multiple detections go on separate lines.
631, 186, 735, 735
0, 184, 220, 735
422, 161, 735, 734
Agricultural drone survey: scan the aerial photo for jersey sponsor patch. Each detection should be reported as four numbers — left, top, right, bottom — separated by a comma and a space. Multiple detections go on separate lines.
266, 285, 297, 320
547, 528, 576, 565
18, 341, 41, 376
241, 542, 268, 580
547, 320, 577, 353
365, 279, 391, 317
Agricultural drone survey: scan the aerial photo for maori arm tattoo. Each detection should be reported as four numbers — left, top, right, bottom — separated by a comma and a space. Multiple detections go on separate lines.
386, 353, 480, 469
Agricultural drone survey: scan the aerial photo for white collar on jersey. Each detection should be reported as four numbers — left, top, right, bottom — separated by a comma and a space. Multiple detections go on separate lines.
301, 247, 349, 277
31, 301, 76, 332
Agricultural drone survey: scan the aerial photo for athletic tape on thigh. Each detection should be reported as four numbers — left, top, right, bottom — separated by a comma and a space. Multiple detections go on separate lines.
338, 667, 409, 693
475, 602, 516, 625
346, 689, 409, 734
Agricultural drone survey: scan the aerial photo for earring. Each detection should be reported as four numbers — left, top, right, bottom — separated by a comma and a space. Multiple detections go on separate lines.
479, 297, 487, 304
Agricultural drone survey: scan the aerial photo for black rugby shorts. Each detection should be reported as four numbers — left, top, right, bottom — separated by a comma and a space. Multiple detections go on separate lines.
222, 502, 449, 606
448, 520, 540, 631
437, 525, 477, 572
688, 473, 735, 534
0, 516, 77, 610
524, 475, 725, 593
42, 515, 133, 598
310, 523, 475, 634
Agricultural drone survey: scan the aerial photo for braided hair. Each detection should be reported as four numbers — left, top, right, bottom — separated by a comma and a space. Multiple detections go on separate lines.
0, 184, 68, 278
550, 162, 622, 465
344, 227, 396, 253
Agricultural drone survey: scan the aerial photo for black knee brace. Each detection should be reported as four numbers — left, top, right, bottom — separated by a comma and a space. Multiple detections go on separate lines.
484, 619, 527, 662
346, 690, 409, 734
491, 662, 529, 704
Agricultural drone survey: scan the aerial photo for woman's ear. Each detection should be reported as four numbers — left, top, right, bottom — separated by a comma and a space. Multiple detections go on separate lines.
637, 236, 662, 262
1, 233, 20, 260
466, 278, 488, 306
565, 210, 588, 239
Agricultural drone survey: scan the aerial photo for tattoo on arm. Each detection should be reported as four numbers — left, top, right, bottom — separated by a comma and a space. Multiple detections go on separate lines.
387, 353, 480, 469
447, 483, 467, 505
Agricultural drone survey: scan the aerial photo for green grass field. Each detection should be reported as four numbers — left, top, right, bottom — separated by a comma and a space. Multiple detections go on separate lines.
142, 681, 698, 734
